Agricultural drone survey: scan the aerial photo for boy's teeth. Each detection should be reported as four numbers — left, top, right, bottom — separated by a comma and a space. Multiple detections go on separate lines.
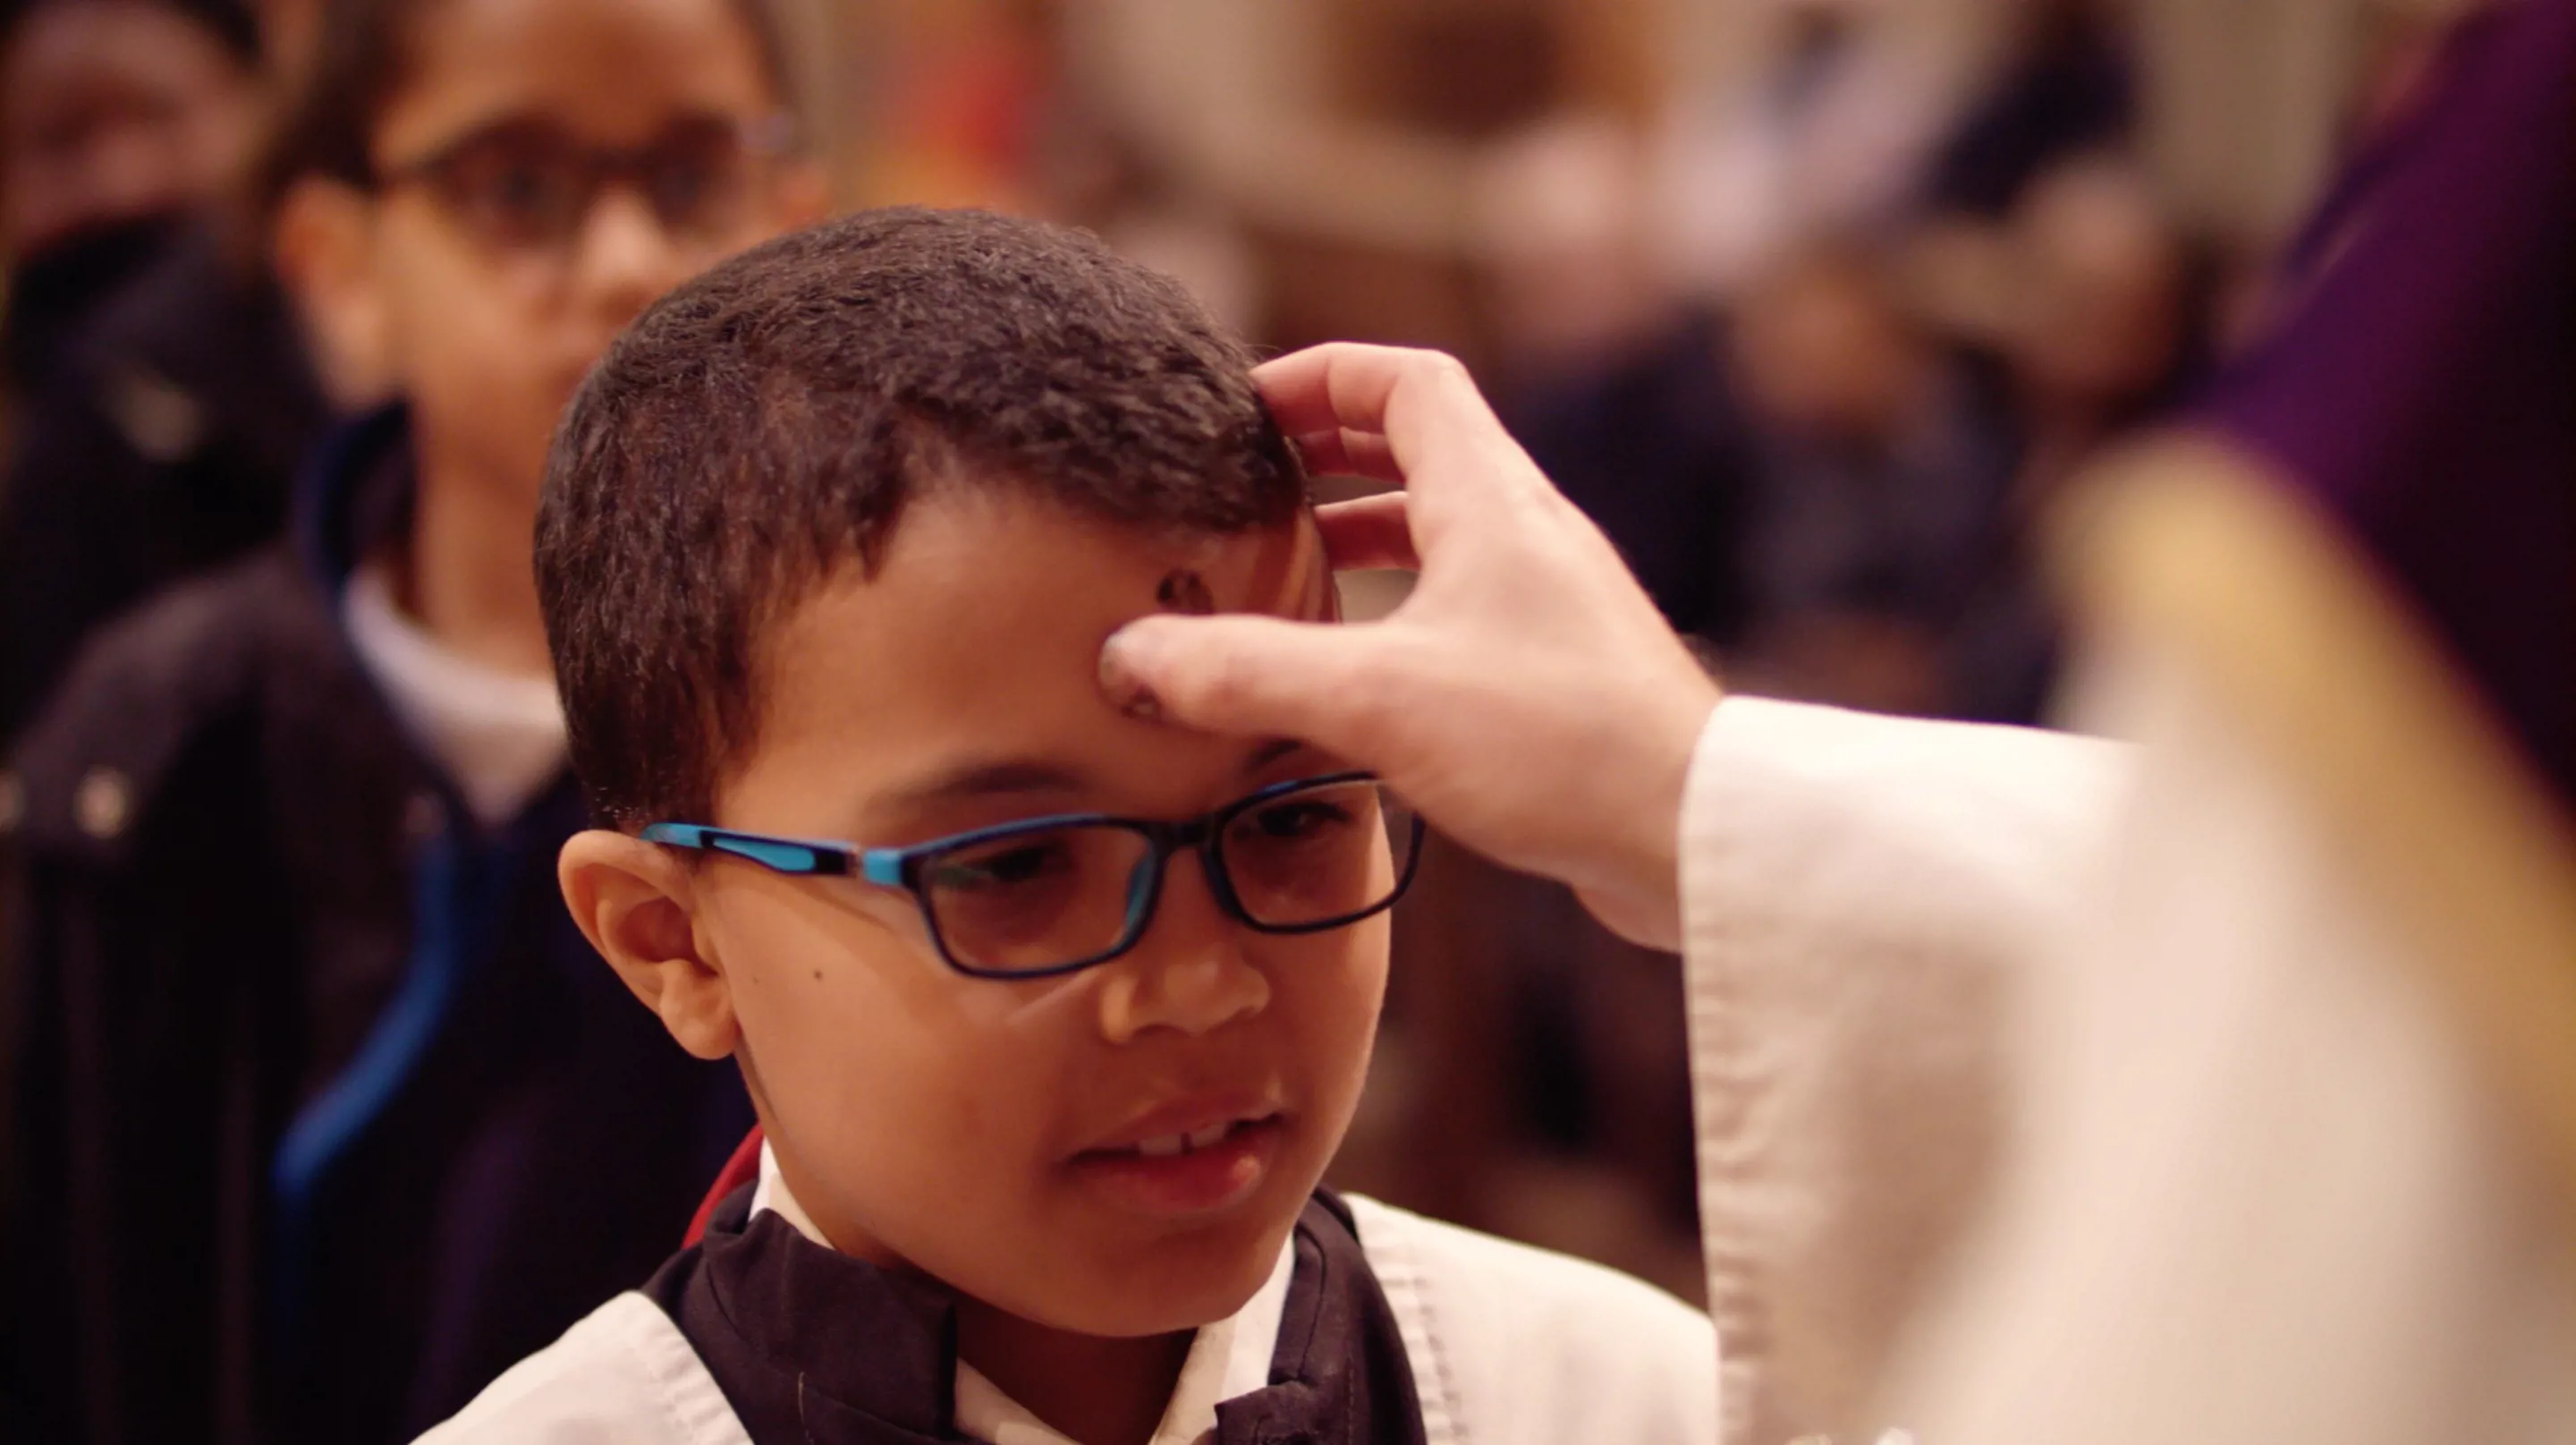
1129, 1122, 1239, 1159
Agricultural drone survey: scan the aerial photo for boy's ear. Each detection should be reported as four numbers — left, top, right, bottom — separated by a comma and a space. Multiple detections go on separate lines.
270, 175, 394, 409
559, 830, 741, 1061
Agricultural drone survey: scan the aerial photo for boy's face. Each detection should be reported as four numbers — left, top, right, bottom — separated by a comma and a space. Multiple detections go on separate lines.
2, 0, 258, 257
618, 492, 1382, 1338
283, 0, 821, 497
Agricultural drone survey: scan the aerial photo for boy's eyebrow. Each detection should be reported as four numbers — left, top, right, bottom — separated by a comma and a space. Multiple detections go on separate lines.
1241, 738, 1303, 773
880, 740, 1309, 811
882, 760, 1088, 808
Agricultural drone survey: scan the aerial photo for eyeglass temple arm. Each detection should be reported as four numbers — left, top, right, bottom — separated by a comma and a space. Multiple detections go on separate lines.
639, 823, 871, 880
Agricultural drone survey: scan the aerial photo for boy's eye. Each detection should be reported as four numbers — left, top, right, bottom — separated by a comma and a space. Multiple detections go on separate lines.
436, 144, 584, 242
925, 837, 1073, 892
394, 115, 765, 254
487, 162, 555, 211
640, 125, 751, 233
919, 827, 1148, 972
1218, 781, 1403, 929
648, 161, 711, 220
1237, 798, 1356, 843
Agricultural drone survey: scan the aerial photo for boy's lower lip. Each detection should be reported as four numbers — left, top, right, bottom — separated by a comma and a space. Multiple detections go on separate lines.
1065, 1117, 1286, 1218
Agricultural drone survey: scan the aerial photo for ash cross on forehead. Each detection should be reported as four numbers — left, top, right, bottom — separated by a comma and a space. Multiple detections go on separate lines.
1155, 569, 1215, 616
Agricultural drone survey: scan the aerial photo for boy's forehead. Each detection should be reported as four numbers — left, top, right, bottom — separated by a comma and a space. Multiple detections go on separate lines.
867, 489, 1322, 625
378, 0, 774, 159
731, 494, 1325, 829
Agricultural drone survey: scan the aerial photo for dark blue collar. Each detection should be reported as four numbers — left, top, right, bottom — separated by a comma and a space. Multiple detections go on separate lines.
292, 401, 415, 604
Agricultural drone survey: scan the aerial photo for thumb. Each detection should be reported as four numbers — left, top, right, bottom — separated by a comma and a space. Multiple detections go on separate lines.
1099, 613, 1385, 752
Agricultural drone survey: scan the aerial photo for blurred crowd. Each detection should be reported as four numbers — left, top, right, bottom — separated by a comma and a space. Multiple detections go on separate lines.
0, 0, 2471, 1440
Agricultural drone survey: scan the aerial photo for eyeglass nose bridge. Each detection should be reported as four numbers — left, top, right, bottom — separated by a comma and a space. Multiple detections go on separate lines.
1114, 815, 1257, 948
542, 158, 699, 260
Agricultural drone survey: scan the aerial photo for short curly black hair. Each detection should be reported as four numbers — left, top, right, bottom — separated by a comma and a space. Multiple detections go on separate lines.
537, 207, 1306, 830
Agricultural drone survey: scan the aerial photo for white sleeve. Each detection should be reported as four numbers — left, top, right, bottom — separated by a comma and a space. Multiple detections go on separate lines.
412, 1293, 750, 1445
1676, 697, 2132, 1445
1680, 672, 2576, 1445
1884, 650, 2576, 1445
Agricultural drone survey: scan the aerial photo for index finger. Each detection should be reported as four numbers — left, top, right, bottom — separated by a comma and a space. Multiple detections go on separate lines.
1253, 344, 1548, 510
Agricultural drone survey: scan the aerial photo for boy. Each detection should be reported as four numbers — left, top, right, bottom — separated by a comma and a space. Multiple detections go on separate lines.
424, 208, 1716, 1444
0, 0, 823, 1439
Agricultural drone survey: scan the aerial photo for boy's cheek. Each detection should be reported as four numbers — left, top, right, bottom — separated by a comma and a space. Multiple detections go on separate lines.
1265, 930, 1393, 1150
724, 916, 1066, 1143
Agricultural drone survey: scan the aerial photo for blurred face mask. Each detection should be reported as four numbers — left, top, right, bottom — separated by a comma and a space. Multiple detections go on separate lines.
1, 208, 187, 387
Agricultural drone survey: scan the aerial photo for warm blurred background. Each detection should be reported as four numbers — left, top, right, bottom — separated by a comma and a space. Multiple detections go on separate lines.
0, 0, 2473, 1318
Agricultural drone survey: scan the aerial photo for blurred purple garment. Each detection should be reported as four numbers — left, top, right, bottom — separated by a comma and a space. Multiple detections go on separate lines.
2199, 0, 2576, 805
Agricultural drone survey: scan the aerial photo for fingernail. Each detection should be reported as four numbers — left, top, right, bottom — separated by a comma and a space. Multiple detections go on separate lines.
1099, 627, 1164, 720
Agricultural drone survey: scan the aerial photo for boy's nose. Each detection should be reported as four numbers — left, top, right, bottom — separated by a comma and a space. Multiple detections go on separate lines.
1093, 855, 1270, 1044
567, 187, 686, 325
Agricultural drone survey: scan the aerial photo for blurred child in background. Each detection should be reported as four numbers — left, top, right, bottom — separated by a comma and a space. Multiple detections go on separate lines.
0, 0, 824, 1440
1724, 242, 2017, 718
0, 0, 263, 392
0, 0, 326, 744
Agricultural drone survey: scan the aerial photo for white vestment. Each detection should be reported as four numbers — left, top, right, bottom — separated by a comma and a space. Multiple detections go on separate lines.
416, 1186, 1716, 1445
1682, 654, 2576, 1445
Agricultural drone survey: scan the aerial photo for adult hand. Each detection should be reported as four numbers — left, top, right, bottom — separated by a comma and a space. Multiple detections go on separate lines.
1097, 344, 1720, 949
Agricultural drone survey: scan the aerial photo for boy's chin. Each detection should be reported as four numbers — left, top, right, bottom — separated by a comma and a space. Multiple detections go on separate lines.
1053, 1269, 1276, 1341
1020, 1209, 1301, 1339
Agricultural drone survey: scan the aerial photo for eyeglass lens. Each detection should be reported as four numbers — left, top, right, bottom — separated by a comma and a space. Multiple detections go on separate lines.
412, 117, 763, 253
919, 778, 1419, 975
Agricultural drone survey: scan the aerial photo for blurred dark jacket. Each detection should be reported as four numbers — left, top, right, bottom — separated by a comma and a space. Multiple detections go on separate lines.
0, 406, 751, 1445
1504, 314, 1756, 646
1734, 360, 2047, 722
0, 225, 333, 744
0, 213, 194, 395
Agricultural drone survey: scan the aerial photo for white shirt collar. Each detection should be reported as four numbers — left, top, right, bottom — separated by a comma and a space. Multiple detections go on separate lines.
750, 1143, 1293, 1445
341, 559, 566, 829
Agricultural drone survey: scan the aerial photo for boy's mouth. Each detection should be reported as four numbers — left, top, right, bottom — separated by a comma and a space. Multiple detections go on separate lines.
1117, 1115, 1275, 1160
1067, 1102, 1288, 1218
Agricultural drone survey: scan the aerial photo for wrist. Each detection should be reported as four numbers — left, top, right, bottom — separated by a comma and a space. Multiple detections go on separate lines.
1583, 677, 1719, 951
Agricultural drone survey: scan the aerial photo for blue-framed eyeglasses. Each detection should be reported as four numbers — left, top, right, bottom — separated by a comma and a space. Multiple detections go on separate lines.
641, 771, 1424, 980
